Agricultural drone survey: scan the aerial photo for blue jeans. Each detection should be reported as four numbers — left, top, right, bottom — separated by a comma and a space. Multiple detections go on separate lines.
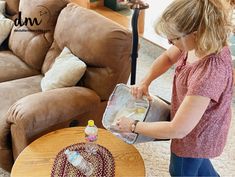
169, 152, 220, 177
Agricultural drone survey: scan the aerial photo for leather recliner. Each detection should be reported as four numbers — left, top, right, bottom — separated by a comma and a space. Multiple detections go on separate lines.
0, 0, 132, 172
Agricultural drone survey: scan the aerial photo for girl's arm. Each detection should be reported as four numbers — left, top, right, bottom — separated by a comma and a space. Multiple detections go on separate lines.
131, 46, 182, 99
117, 95, 210, 139
140, 45, 182, 87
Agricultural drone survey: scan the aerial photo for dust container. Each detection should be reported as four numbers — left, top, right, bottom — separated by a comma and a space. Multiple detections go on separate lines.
102, 84, 171, 144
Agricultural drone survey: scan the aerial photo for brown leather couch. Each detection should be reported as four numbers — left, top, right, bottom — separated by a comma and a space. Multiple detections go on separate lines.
0, 0, 132, 172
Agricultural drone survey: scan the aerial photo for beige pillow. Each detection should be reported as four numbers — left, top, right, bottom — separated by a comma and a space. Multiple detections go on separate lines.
0, 18, 13, 45
0, 1, 5, 16
0, 1, 13, 45
41, 47, 87, 91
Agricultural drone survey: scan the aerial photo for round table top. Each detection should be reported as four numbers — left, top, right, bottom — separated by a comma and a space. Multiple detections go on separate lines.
11, 127, 145, 177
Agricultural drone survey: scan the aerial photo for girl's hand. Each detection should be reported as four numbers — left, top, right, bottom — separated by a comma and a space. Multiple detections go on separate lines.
131, 83, 152, 100
116, 117, 135, 133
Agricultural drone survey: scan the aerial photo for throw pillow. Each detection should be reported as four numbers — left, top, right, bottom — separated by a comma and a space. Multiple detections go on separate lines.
0, 1, 5, 16
0, 18, 14, 45
41, 47, 87, 91
0, 1, 14, 46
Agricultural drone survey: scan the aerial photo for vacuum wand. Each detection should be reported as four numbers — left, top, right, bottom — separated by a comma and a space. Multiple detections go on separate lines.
128, 0, 149, 85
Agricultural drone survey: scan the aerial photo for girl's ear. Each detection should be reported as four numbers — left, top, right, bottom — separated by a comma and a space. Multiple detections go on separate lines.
193, 31, 197, 36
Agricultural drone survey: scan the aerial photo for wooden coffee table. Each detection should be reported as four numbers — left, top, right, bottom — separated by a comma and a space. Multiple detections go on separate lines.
11, 127, 145, 177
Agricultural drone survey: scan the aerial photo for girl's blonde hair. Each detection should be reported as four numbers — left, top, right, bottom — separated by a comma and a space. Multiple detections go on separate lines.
155, 0, 232, 56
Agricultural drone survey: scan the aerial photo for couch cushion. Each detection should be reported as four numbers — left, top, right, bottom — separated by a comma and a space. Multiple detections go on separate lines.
42, 4, 132, 100
8, 29, 53, 71
5, 0, 19, 17
8, 0, 68, 70
41, 47, 86, 91
0, 51, 39, 82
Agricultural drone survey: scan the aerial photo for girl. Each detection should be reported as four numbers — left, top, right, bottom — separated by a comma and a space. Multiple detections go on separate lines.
116, 0, 233, 176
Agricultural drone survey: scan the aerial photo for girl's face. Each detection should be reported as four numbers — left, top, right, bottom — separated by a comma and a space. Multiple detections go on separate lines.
167, 32, 196, 52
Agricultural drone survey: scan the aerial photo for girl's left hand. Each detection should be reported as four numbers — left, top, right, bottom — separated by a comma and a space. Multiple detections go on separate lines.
116, 117, 135, 133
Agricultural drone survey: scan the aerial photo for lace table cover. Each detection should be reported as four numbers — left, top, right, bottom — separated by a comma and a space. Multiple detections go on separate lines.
51, 143, 115, 177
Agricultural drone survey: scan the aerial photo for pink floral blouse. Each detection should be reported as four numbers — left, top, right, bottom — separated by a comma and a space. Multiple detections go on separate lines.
171, 46, 233, 158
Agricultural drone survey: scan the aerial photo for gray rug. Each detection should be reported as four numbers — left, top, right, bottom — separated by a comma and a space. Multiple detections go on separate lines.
1, 38, 234, 177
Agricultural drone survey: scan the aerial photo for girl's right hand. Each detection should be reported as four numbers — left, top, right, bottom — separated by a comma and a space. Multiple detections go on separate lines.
130, 84, 152, 101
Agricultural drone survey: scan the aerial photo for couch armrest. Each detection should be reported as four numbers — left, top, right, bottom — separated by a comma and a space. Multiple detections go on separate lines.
6, 86, 100, 158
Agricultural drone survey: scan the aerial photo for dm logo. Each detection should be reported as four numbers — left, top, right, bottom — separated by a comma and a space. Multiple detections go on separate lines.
14, 5, 51, 30
14, 11, 42, 26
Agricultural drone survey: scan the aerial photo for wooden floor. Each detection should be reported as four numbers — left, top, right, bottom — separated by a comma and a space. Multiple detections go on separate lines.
93, 6, 130, 31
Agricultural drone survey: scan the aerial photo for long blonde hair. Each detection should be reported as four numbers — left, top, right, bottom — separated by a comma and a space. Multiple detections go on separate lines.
155, 0, 232, 56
